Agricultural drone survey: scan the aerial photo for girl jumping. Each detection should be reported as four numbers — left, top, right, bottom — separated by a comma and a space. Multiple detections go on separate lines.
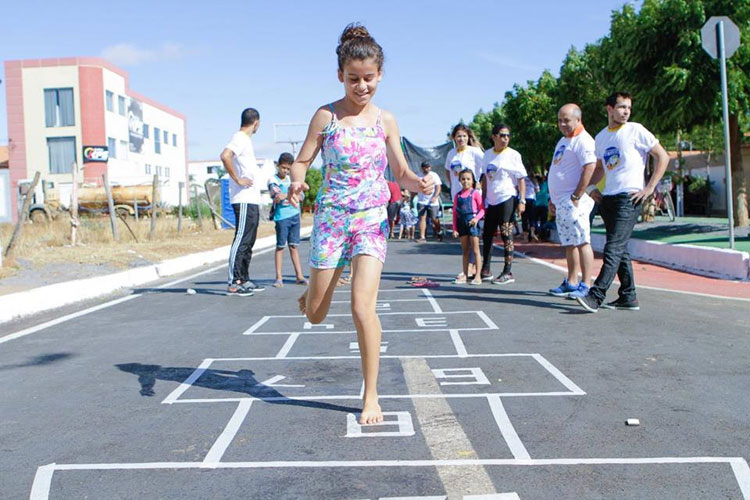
287, 23, 433, 424
452, 170, 485, 285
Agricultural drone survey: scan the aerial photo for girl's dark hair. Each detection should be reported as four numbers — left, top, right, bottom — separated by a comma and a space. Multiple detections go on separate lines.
451, 123, 483, 151
491, 123, 511, 136
337, 23, 384, 71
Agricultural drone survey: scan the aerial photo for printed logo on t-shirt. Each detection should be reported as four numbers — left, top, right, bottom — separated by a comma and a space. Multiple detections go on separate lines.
485, 163, 498, 179
450, 160, 466, 174
603, 147, 621, 170
552, 145, 566, 165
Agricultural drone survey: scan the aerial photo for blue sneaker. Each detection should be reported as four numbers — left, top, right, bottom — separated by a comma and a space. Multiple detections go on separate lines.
568, 282, 590, 299
548, 279, 579, 297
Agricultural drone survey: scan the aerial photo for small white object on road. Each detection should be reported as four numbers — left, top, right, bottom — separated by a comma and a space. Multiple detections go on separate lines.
626, 418, 641, 426
186, 288, 197, 295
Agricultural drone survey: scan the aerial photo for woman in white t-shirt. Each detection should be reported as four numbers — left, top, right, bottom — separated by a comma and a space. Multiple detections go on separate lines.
479, 124, 527, 285
444, 124, 484, 280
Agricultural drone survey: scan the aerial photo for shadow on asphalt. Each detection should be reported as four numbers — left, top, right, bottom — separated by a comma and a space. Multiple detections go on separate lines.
115, 363, 361, 414
0, 352, 75, 371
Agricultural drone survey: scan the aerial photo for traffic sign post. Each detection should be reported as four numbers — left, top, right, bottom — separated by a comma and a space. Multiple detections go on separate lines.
702, 16, 741, 249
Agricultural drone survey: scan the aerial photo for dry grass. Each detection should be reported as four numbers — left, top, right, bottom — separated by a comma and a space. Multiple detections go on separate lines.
0, 213, 313, 281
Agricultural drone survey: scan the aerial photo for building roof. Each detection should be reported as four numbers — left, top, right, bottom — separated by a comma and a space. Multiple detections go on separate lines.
0, 145, 8, 168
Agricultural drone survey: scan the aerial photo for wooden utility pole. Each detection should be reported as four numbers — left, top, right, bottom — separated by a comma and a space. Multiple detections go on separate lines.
4, 171, 41, 258
177, 181, 184, 234
103, 173, 120, 242
149, 174, 159, 240
71, 162, 79, 246
193, 184, 203, 229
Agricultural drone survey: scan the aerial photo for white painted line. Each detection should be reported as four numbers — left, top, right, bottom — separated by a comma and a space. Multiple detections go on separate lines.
466, 494, 521, 500
210, 353, 543, 361
333, 289, 423, 294
242, 316, 271, 335
421, 289, 443, 313
475, 311, 499, 330
247, 311, 483, 318
531, 354, 586, 395
330, 298, 429, 304
276, 333, 300, 358
161, 358, 214, 404
245, 327, 496, 336
517, 250, 750, 303
203, 399, 253, 465
0, 261, 229, 345
29, 463, 56, 500
432, 367, 490, 386
346, 411, 415, 437
402, 357, 497, 497
44, 456, 748, 470
170, 392, 585, 404
260, 375, 304, 388
449, 329, 468, 357
0, 295, 140, 345
731, 458, 750, 500
487, 395, 531, 460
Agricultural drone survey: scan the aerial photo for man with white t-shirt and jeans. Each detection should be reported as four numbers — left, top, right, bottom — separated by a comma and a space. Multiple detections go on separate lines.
576, 92, 669, 313
416, 161, 443, 242
220, 107, 266, 296
547, 104, 596, 299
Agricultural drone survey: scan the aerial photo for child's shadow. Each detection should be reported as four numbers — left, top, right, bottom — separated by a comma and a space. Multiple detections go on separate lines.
116, 363, 359, 414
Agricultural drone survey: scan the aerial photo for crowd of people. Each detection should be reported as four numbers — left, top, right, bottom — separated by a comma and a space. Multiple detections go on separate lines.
219, 22, 669, 425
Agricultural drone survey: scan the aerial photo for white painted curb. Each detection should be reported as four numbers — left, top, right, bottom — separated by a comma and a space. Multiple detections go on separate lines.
0, 226, 313, 324
590, 233, 750, 281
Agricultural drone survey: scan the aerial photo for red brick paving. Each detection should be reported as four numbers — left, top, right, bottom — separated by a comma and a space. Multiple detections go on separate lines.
512, 240, 750, 300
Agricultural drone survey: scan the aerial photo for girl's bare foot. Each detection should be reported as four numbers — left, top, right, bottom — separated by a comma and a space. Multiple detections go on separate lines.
298, 289, 308, 314
359, 398, 383, 425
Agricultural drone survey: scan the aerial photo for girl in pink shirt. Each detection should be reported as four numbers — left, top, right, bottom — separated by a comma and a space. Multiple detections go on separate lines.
452, 170, 485, 285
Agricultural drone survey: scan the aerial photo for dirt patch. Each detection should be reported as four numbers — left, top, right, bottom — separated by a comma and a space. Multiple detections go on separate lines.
0, 213, 312, 295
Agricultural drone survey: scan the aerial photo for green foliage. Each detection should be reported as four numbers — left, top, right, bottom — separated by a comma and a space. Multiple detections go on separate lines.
469, 103, 505, 150
304, 168, 323, 211
185, 197, 212, 219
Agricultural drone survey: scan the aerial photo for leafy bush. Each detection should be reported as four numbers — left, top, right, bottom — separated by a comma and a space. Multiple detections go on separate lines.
304, 168, 322, 212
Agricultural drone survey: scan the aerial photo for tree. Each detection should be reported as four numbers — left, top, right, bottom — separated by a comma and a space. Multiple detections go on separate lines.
501, 71, 560, 175
469, 103, 505, 150
556, 44, 609, 133
303, 168, 322, 212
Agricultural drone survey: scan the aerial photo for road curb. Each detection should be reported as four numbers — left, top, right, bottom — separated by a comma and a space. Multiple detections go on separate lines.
0, 226, 313, 324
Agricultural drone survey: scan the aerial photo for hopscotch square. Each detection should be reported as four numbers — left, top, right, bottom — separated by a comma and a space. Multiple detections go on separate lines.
346, 411, 415, 437
284, 330, 467, 358
166, 357, 411, 402
244, 311, 496, 335
327, 289, 439, 315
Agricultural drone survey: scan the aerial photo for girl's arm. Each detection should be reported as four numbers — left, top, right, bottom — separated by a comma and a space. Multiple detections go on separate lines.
473, 190, 485, 222
287, 107, 329, 206
383, 111, 433, 195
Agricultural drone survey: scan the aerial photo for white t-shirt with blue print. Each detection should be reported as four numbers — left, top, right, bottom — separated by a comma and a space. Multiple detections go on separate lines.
267, 174, 300, 221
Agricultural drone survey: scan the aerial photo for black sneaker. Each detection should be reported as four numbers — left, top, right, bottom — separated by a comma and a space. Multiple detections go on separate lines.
227, 283, 254, 297
492, 273, 515, 285
243, 280, 265, 292
601, 298, 640, 311
575, 293, 599, 313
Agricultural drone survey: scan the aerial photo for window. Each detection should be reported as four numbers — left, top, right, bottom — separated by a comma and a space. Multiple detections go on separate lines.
107, 137, 117, 159
154, 127, 161, 154
105, 90, 114, 112
118, 95, 126, 116
163, 130, 168, 144
156, 165, 163, 176
143, 124, 150, 139
145, 164, 152, 175
119, 140, 128, 160
44, 88, 75, 127
165, 167, 171, 178
172, 134, 177, 147
47, 137, 76, 174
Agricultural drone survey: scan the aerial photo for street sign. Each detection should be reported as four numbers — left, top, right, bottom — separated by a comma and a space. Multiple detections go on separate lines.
701, 16, 741, 59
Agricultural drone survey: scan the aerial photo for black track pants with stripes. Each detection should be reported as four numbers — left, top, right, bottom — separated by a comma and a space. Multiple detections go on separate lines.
228, 203, 259, 285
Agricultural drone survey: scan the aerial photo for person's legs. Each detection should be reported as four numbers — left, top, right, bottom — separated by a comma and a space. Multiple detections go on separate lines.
470, 236, 482, 284
274, 248, 285, 286
564, 246, 580, 286
481, 203, 501, 275
588, 194, 640, 305
289, 246, 305, 282
578, 243, 594, 287
460, 235, 470, 279
228, 203, 259, 285
498, 198, 516, 276
417, 204, 428, 240
430, 206, 442, 240
300, 266, 344, 322
350, 254, 385, 424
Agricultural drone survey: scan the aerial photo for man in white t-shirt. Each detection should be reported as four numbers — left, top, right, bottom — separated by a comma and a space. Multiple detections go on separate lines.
416, 161, 443, 242
576, 92, 669, 313
220, 107, 265, 296
547, 104, 596, 299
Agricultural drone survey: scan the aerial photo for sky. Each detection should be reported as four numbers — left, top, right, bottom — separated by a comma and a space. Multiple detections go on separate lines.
0, 0, 640, 163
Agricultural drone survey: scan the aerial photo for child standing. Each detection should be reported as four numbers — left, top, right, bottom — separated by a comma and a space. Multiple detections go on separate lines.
287, 23, 433, 424
268, 152, 307, 287
452, 170, 485, 285
398, 191, 417, 239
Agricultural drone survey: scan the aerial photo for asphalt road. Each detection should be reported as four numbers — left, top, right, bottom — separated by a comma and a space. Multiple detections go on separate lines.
2, 238, 749, 499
